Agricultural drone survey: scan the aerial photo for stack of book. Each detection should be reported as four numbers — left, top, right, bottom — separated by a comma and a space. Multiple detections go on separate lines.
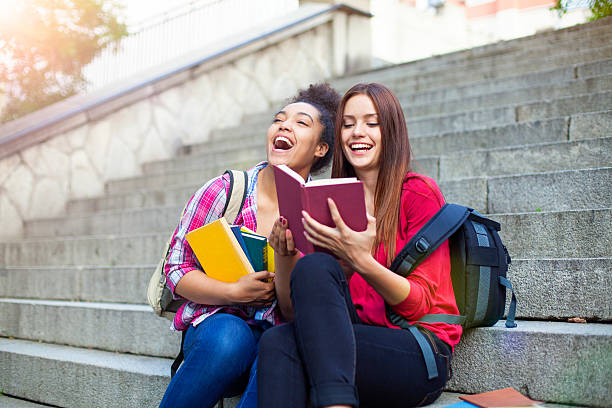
185, 217, 274, 283
445, 388, 541, 408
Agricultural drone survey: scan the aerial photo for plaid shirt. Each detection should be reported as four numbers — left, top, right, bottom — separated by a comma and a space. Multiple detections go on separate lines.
164, 161, 282, 331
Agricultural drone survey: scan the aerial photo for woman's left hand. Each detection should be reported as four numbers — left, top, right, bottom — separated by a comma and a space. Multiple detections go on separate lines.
302, 198, 376, 271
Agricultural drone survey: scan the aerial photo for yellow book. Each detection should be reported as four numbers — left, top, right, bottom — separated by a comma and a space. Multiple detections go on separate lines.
186, 218, 255, 283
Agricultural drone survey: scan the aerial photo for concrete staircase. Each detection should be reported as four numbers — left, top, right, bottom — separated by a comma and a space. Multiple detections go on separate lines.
1, 18, 611, 408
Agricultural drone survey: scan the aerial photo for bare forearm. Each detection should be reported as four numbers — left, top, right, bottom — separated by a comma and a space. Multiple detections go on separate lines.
175, 269, 238, 305
274, 253, 300, 320
353, 254, 411, 305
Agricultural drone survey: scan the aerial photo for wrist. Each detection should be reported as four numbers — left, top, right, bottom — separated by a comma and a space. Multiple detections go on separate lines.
353, 253, 378, 276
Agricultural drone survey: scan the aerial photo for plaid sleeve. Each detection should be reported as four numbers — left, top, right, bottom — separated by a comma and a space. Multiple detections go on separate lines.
164, 174, 230, 298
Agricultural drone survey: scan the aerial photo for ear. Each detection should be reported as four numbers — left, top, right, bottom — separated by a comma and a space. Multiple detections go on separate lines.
315, 142, 328, 158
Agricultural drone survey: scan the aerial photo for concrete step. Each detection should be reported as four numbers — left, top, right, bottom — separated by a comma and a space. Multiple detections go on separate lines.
402, 75, 612, 119
447, 320, 612, 407
441, 167, 612, 214
0, 232, 167, 267
107, 158, 260, 196
0, 395, 53, 408
493, 208, 611, 259
117, 135, 610, 198
386, 45, 612, 95
2, 318, 610, 407
142, 138, 267, 179
508, 257, 612, 321
0, 265, 151, 304
334, 22, 612, 89
26, 204, 183, 237
27, 167, 611, 238
66, 184, 197, 215
0, 338, 170, 408
3, 209, 610, 266
407, 90, 612, 136
438, 137, 611, 181
396, 59, 612, 107
412, 110, 611, 157
0, 299, 180, 358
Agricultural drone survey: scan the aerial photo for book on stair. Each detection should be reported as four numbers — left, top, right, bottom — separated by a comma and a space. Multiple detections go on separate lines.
186, 218, 255, 283
272, 164, 367, 255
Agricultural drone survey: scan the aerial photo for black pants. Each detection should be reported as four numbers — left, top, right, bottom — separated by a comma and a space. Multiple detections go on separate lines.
258, 253, 452, 408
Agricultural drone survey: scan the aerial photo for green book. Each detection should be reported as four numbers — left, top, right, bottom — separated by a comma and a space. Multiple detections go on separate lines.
240, 230, 268, 272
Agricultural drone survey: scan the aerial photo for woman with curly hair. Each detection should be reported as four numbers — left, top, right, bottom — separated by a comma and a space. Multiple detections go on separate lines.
158, 83, 341, 408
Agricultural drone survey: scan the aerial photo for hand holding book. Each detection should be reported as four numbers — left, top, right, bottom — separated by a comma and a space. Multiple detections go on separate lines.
301, 197, 377, 269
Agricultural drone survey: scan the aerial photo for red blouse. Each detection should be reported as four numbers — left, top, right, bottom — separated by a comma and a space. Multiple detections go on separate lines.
349, 173, 463, 350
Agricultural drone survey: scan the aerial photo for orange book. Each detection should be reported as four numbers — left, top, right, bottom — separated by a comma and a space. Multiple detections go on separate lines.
186, 218, 255, 283
459, 387, 538, 408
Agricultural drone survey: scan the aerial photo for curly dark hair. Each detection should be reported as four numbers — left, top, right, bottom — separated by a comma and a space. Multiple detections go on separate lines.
289, 83, 341, 174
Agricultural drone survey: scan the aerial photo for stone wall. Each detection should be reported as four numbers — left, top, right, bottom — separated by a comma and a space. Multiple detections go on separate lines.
0, 6, 371, 240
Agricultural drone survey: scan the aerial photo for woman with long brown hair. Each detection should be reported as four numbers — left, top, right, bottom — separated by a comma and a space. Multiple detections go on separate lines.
259, 83, 462, 408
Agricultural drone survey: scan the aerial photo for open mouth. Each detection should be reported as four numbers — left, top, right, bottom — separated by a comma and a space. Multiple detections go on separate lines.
274, 135, 294, 151
349, 143, 373, 152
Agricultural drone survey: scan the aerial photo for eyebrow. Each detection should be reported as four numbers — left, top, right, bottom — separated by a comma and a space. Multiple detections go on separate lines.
343, 113, 378, 119
275, 110, 314, 122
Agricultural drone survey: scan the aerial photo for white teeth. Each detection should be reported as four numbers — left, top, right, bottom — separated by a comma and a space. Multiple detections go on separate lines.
274, 136, 294, 147
350, 143, 372, 150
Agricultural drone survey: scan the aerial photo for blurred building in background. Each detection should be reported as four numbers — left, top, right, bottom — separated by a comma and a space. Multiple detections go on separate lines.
83, 0, 591, 91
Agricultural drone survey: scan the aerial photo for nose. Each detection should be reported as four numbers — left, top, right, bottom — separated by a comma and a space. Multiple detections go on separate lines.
279, 118, 291, 132
353, 121, 366, 137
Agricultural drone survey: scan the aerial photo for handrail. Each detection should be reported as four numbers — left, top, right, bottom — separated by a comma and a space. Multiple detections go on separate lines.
0, 3, 371, 158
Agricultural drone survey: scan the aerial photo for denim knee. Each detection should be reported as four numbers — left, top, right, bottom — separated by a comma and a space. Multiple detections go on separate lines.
259, 323, 297, 361
291, 253, 343, 289
186, 313, 257, 364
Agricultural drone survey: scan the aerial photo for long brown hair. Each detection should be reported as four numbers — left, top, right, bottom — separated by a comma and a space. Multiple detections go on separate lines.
332, 83, 411, 265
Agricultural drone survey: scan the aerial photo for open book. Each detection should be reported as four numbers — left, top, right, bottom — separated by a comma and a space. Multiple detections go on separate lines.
273, 164, 367, 254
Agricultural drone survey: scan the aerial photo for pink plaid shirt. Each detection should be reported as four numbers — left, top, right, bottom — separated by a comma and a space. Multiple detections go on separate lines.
164, 161, 282, 331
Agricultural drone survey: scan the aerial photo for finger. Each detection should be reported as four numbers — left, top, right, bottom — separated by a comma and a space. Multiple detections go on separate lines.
327, 198, 349, 230
301, 210, 335, 237
251, 271, 274, 281
285, 229, 296, 253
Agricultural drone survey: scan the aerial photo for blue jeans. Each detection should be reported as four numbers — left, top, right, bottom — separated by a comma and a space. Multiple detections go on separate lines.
258, 253, 452, 408
159, 313, 264, 408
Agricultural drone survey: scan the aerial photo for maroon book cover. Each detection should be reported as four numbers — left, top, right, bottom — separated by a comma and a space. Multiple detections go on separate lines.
273, 165, 367, 255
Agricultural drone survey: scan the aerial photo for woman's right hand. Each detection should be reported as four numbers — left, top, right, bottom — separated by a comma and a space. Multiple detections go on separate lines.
268, 217, 298, 257
229, 271, 276, 306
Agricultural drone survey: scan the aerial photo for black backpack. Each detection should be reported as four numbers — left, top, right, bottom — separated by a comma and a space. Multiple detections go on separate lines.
386, 204, 517, 380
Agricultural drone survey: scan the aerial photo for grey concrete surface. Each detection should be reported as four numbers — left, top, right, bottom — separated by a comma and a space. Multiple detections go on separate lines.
448, 320, 612, 407
402, 75, 612, 119
0, 396, 52, 408
507, 258, 612, 321
0, 338, 170, 408
569, 109, 612, 140
494, 208, 612, 259
517, 90, 612, 123
407, 105, 516, 136
4, 208, 609, 266
0, 299, 179, 357
66, 185, 196, 215
0, 265, 152, 303
0, 232, 167, 266
439, 137, 612, 180
487, 167, 612, 213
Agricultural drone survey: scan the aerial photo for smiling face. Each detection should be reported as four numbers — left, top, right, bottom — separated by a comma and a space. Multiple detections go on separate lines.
340, 94, 382, 176
267, 102, 328, 179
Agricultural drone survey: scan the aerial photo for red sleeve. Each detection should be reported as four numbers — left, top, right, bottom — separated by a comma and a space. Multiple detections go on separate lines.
389, 177, 450, 320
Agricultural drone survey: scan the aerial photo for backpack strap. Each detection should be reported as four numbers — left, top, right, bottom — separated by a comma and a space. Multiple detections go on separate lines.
222, 170, 248, 224
170, 169, 248, 378
390, 203, 471, 277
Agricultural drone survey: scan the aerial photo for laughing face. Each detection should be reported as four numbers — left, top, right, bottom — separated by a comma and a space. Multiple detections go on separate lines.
340, 94, 382, 175
267, 102, 328, 179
